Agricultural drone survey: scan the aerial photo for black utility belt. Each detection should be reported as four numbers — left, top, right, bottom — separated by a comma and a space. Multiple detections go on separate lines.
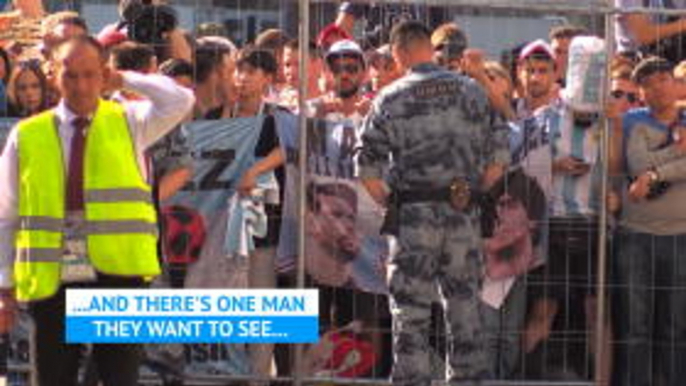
396, 178, 473, 210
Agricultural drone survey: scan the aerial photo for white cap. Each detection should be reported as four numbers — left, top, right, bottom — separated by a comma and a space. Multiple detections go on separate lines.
325, 39, 365, 65
518, 39, 555, 62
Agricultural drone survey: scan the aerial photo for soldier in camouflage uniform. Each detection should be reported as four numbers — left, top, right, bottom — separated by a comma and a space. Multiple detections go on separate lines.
358, 21, 510, 385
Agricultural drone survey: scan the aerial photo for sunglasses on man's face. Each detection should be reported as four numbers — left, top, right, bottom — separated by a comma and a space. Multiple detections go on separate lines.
330, 63, 362, 75
611, 89, 640, 104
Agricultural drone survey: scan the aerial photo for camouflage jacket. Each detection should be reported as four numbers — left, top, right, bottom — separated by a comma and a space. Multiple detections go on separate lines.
358, 62, 510, 192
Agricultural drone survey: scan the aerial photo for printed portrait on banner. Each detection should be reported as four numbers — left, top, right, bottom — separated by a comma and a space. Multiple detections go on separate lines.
278, 117, 388, 294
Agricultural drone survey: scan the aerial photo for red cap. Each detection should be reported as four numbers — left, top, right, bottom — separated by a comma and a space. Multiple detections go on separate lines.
518, 39, 555, 62
317, 23, 352, 49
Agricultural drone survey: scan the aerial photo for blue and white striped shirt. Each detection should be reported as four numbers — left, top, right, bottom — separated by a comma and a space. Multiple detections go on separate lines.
550, 107, 603, 217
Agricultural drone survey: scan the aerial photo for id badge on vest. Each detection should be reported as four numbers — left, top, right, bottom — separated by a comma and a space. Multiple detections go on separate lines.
61, 212, 97, 283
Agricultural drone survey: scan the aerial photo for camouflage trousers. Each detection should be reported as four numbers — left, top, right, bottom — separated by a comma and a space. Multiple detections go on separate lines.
389, 202, 492, 386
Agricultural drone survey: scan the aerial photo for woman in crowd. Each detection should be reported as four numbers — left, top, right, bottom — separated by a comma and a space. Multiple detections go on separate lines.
6, 59, 50, 118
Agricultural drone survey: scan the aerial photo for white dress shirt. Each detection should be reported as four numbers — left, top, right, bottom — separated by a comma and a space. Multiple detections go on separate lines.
0, 71, 195, 288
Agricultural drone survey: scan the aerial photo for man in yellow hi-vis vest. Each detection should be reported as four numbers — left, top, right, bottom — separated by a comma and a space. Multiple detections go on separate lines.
0, 36, 194, 386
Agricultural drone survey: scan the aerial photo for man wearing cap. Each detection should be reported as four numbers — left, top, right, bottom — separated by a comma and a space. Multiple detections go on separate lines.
514, 39, 560, 121
507, 38, 597, 376
516, 41, 610, 378
303, 39, 391, 379
317, 23, 352, 52
613, 56, 686, 386
359, 21, 509, 385
0, 36, 194, 386
308, 39, 371, 129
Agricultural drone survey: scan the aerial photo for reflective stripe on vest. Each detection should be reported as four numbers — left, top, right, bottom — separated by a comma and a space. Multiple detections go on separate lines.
16, 100, 160, 301
15, 215, 63, 264
85, 187, 154, 203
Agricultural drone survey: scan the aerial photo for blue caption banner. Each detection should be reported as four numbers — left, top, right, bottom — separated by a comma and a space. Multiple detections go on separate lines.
65, 289, 319, 344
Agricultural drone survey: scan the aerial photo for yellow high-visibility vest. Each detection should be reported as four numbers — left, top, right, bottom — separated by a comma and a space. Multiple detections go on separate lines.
15, 100, 160, 301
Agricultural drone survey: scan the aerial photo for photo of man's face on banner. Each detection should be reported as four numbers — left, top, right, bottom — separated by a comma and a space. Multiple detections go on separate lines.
305, 180, 361, 287
481, 168, 548, 280
274, 113, 392, 380
278, 118, 389, 294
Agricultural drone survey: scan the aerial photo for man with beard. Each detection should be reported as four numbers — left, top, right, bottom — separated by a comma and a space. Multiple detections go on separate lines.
514, 39, 560, 120
481, 39, 559, 378
307, 39, 371, 180
308, 39, 371, 128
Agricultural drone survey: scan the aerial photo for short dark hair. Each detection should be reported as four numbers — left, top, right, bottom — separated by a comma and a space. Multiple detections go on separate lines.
390, 20, 431, 51
549, 25, 588, 41
193, 42, 230, 84
306, 182, 358, 214
53, 35, 107, 63
110, 41, 156, 72
254, 29, 290, 52
159, 58, 193, 79
236, 47, 278, 76
632, 56, 674, 84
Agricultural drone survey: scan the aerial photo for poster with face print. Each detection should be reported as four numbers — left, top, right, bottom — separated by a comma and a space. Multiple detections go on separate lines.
481, 115, 552, 309
277, 115, 388, 295
276, 113, 390, 379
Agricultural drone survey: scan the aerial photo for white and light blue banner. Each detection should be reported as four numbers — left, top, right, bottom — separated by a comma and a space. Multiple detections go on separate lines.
277, 117, 389, 294
145, 116, 289, 377
66, 289, 319, 344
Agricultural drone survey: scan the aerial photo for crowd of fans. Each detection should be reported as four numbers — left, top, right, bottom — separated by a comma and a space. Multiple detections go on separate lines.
0, 0, 685, 384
